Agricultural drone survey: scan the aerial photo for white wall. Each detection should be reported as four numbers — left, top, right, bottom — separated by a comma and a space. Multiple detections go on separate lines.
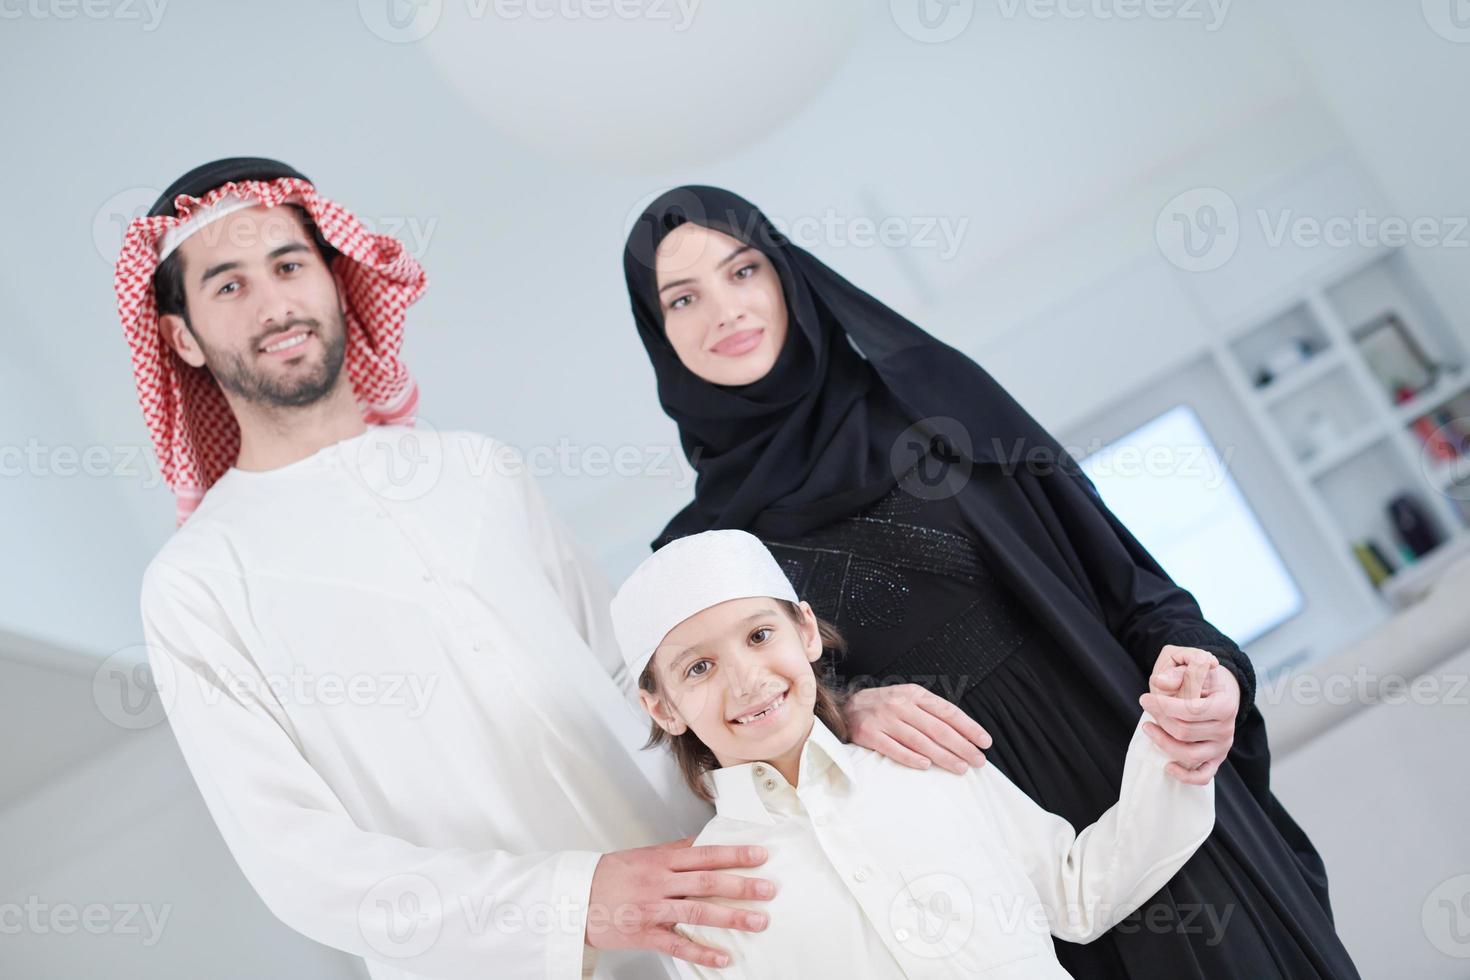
11, 0, 1458, 656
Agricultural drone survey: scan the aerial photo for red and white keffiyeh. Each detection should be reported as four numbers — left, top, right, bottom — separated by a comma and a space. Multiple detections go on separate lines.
114, 177, 426, 526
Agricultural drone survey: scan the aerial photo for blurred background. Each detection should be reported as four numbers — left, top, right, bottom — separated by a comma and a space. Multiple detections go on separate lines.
4, 1, 1470, 976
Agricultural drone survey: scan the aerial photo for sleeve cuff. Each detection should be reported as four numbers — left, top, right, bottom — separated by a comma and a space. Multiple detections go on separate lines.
547, 850, 605, 980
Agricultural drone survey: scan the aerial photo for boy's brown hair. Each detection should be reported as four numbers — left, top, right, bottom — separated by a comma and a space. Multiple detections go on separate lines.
638, 599, 849, 803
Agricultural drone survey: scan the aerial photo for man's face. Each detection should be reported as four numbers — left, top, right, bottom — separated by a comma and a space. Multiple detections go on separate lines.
161, 205, 347, 408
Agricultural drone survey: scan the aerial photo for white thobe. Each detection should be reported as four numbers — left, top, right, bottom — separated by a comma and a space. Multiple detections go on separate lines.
139, 424, 712, 980
672, 715, 1216, 979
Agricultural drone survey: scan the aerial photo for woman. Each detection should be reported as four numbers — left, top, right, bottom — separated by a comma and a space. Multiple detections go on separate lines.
620, 185, 1360, 979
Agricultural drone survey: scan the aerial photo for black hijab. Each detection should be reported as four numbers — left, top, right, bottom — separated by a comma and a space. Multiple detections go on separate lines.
623, 185, 1080, 548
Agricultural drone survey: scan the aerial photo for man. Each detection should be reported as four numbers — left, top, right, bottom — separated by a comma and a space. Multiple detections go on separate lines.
119, 158, 995, 980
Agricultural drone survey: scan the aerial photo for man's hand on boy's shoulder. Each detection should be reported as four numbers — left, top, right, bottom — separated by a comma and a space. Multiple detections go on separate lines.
585, 837, 777, 969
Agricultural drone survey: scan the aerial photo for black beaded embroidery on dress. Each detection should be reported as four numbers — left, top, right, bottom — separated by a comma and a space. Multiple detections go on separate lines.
763, 459, 1036, 700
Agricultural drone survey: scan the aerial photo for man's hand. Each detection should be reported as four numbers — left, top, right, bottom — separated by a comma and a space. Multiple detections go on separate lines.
1139, 644, 1239, 785
844, 683, 992, 774
585, 837, 776, 969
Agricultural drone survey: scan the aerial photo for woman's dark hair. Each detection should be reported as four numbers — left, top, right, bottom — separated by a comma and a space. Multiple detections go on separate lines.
639, 599, 849, 803
152, 203, 338, 330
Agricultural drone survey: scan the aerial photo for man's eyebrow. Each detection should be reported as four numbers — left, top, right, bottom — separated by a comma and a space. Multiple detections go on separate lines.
199, 260, 239, 287
268, 242, 311, 261
656, 245, 755, 295
198, 242, 311, 287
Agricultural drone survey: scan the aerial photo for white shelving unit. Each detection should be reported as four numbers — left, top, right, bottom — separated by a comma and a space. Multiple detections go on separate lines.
1205, 247, 1470, 610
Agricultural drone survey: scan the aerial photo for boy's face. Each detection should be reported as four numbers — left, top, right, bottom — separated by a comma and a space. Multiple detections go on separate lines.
641, 597, 823, 769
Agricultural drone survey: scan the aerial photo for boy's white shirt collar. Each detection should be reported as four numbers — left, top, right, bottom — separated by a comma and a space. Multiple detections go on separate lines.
707, 716, 859, 826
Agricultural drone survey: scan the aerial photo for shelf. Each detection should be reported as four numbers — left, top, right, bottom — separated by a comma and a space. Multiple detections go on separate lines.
1303, 425, 1388, 480
1257, 348, 1344, 405
1392, 369, 1470, 424
1378, 535, 1470, 610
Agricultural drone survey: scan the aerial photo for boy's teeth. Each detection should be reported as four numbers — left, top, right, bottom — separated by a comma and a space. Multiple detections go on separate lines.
736, 692, 784, 724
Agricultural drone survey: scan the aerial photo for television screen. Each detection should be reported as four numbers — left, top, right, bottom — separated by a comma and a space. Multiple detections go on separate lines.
1079, 404, 1303, 646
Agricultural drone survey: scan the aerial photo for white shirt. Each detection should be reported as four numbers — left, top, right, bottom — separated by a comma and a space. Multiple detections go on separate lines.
139, 425, 711, 980
672, 713, 1215, 979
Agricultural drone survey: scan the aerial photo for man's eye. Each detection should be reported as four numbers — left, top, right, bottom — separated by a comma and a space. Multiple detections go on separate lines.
750, 627, 772, 644
280, 261, 302, 274
217, 282, 239, 296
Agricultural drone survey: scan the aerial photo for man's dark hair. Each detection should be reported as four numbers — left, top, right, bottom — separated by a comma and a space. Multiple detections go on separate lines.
152, 203, 339, 331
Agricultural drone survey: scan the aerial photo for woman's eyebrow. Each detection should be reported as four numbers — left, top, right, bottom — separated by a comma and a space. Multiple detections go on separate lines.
656, 245, 754, 294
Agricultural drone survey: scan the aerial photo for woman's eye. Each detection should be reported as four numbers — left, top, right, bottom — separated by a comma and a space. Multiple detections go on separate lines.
686, 659, 712, 679
668, 294, 692, 311
733, 264, 758, 280
750, 627, 772, 644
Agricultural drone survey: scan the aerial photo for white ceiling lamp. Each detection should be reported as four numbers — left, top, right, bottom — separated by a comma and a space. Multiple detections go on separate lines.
418, 0, 860, 172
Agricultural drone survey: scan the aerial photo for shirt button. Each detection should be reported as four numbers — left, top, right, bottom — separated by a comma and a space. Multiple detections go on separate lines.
853, 867, 870, 883
421, 572, 433, 583
763, 779, 776, 791
895, 928, 910, 942
753, 765, 766, 776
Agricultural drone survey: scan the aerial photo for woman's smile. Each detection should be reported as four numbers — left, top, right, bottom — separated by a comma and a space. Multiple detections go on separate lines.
709, 327, 765, 357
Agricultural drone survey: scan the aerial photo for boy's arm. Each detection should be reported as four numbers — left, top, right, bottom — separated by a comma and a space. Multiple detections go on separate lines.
967, 711, 1216, 943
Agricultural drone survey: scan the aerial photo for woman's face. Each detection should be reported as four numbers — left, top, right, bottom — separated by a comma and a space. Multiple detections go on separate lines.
653, 222, 790, 386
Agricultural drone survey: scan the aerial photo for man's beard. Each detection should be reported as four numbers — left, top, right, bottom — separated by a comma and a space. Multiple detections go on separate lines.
203, 310, 348, 409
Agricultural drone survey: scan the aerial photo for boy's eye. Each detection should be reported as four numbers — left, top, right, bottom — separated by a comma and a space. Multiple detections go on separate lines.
685, 659, 712, 679
750, 627, 772, 644
279, 261, 302, 273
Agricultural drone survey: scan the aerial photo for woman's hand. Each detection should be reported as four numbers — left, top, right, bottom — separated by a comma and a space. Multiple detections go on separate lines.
1139, 644, 1239, 785
843, 683, 992, 774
